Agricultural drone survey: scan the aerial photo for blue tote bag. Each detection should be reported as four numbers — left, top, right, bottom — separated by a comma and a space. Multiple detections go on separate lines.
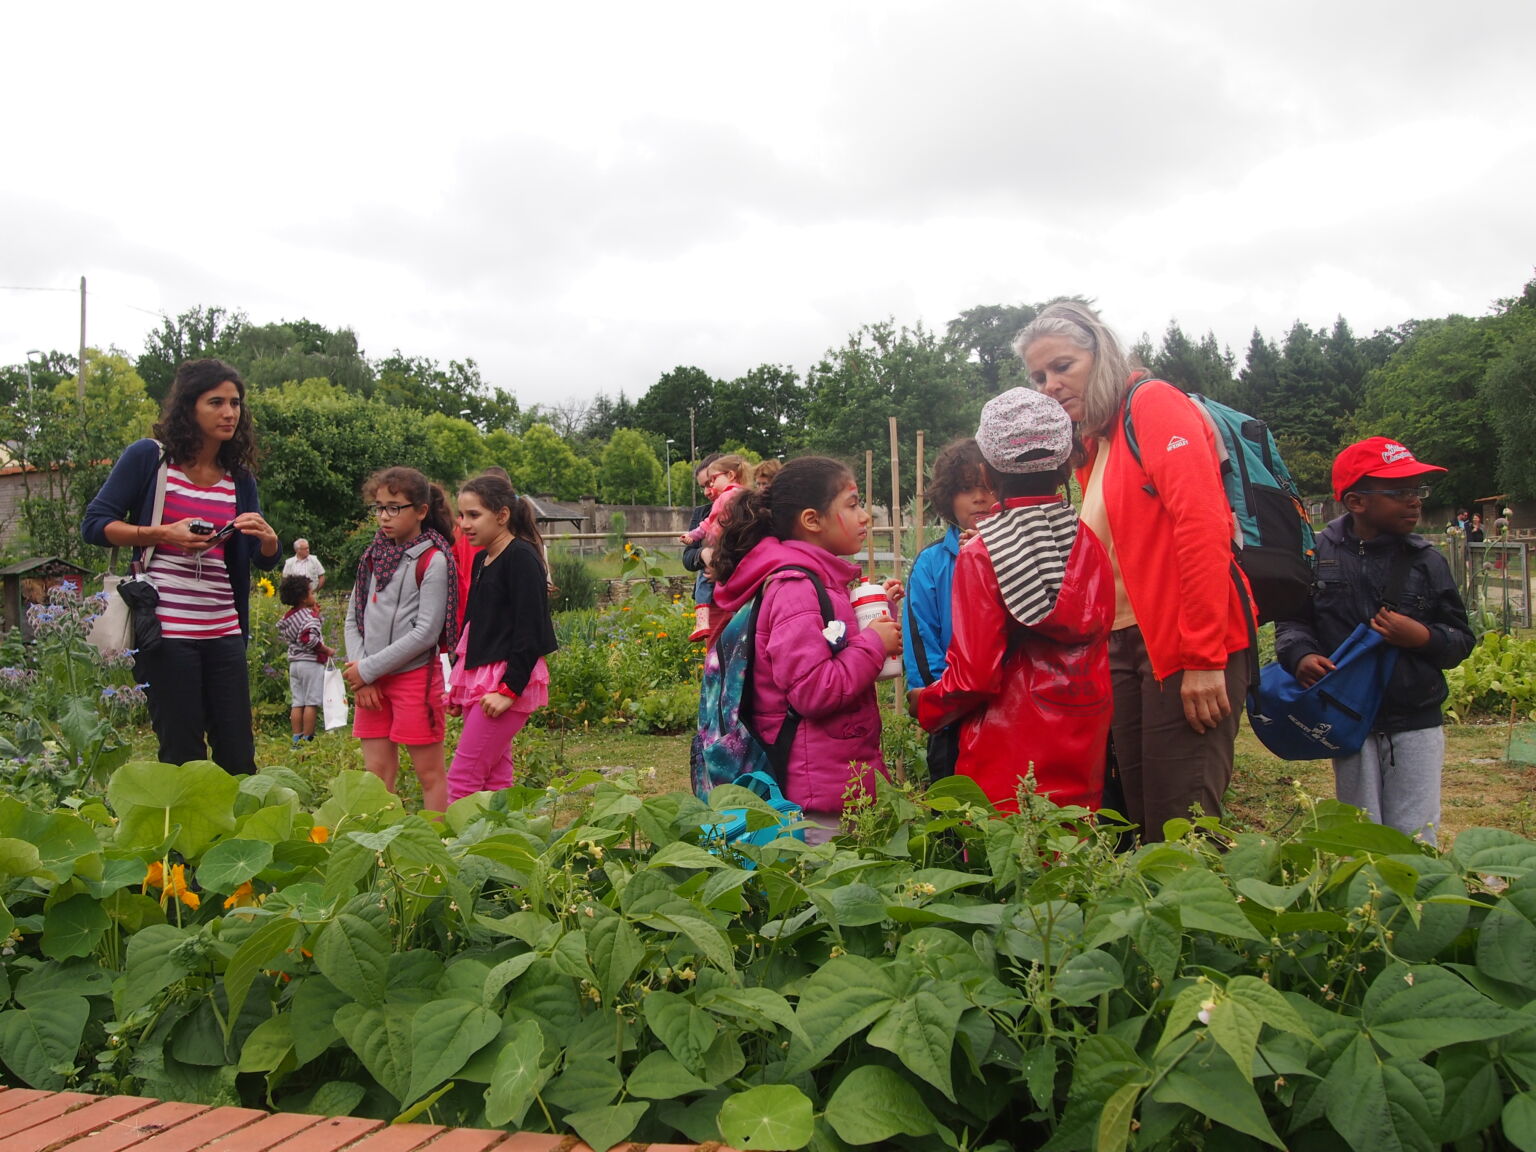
1247, 622, 1400, 760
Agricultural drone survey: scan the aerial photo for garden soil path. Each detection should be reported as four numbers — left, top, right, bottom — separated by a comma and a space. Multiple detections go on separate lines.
0, 1088, 738, 1152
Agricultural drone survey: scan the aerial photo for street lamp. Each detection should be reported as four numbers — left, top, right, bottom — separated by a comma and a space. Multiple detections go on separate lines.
24, 350, 43, 401
665, 438, 675, 507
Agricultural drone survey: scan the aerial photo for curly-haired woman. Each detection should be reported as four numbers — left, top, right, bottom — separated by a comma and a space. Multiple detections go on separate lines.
83, 358, 281, 774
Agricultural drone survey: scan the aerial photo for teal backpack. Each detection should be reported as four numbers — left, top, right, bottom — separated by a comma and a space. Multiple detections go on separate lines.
1123, 378, 1316, 624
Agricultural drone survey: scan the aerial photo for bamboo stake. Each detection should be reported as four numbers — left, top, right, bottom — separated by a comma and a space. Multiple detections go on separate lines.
915, 431, 926, 553
865, 450, 875, 575
889, 416, 902, 576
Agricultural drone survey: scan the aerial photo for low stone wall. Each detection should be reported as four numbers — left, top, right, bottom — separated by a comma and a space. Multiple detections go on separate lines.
597, 574, 695, 606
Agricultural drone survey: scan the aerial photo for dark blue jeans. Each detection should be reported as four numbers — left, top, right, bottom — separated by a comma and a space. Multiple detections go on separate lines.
135, 635, 256, 775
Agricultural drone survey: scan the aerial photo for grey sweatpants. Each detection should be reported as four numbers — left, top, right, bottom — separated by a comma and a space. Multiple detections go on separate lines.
1333, 726, 1445, 846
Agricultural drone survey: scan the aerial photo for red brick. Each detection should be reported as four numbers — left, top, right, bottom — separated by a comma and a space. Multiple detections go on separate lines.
0, 1089, 53, 1117
38, 1099, 209, 1152
0, 1093, 156, 1152
95, 1104, 269, 1152
194, 1111, 321, 1150
420, 1129, 523, 1151
0, 1092, 99, 1138
328, 1124, 447, 1152
263, 1115, 383, 1151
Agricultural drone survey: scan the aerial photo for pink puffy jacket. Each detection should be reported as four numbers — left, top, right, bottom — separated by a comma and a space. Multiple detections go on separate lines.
713, 537, 888, 814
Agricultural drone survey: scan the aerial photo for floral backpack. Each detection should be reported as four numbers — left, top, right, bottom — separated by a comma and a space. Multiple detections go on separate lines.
690, 564, 836, 799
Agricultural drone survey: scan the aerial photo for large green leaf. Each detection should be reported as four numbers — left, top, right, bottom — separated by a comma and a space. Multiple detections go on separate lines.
626, 1050, 714, 1099
0, 837, 44, 880
1150, 1042, 1285, 1149
825, 1064, 940, 1144
1505, 1090, 1536, 1152
196, 839, 275, 894
109, 760, 238, 857
587, 915, 643, 1005
1207, 976, 1313, 1074
643, 990, 717, 1076
1322, 1032, 1442, 1152
0, 993, 89, 1089
116, 924, 192, 1016
334, 1001, 416, 1104
1364, 963, 1528, 1059
1448, 827, 1536, 878
785, 954, 897, 1076
1476, 874, 1536, 990
484, 1019, 553, 1128
717, 1084, 814, 1150
564, 1102, 649, 1152
866, 981, 966, 1102
1050, 950, 1125, 1006
313, 912, 390, 1008
40, 892, 111, 960
1153, 866, 1265, 941
313, 769, 397, 828
0, 796, 101, 882
238, 1014, 293, 1074
406, 999, 500, 1104
222, 917, 301, 1041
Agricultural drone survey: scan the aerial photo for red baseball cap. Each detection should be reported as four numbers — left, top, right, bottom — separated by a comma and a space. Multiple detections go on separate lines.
1331, 436, 1446, 501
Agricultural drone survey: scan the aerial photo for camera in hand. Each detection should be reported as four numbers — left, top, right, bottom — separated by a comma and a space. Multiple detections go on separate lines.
189, 519, 215, 535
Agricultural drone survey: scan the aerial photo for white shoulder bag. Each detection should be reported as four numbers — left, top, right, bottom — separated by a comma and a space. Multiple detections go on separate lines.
88, 443, 168, 656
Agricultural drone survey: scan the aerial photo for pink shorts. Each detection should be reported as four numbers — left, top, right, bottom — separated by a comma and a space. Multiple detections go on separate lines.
352, 661, 445, 746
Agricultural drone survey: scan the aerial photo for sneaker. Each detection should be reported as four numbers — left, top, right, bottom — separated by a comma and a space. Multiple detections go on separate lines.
688, 626, 710, 642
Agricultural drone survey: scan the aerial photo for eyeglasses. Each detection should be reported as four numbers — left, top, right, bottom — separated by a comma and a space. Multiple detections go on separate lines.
1353, 485, 1431, 502
367, 503, 413, 519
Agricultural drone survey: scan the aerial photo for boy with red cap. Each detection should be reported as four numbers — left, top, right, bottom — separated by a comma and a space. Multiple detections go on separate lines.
1274, 437, 1474, 844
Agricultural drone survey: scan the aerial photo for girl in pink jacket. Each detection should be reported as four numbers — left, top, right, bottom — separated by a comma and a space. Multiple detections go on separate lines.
711, 456, 903, 842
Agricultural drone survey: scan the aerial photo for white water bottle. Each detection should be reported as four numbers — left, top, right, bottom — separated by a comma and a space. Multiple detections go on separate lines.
851, 580, 903, 680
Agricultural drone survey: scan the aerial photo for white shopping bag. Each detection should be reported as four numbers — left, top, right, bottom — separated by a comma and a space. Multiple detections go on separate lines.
322, 663, 349, 731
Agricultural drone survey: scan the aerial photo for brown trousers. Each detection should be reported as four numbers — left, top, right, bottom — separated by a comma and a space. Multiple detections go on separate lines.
1107, 626, 1249, 842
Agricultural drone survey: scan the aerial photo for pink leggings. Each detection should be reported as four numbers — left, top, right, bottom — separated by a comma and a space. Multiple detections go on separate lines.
447, 703, 533, 803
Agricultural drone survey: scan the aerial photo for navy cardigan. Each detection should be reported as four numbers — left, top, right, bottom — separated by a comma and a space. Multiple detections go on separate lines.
81, 438, 280, 641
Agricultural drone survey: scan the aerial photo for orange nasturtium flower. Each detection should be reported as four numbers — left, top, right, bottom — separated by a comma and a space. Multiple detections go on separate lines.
224, 882, 257, 910
144, 860, 200, 909
309, 825, 330, 844
142, 861, 165, 894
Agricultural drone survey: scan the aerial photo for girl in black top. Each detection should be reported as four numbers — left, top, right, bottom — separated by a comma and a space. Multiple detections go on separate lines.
445, 474, 557, 803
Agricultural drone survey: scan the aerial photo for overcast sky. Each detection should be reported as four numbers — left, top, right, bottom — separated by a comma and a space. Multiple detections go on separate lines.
4, 1, 1533, 410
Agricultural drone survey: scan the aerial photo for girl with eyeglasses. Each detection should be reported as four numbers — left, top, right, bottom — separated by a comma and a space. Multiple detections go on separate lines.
343, 467, 460, 811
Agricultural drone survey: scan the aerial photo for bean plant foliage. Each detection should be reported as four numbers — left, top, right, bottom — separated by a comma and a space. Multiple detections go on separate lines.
1, 769, 1535, 1150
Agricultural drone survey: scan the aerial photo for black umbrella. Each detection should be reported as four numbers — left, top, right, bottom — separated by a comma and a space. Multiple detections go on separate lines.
117, 576, 162, 654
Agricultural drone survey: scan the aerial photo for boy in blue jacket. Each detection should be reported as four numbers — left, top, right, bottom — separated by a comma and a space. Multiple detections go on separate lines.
903, 438, 995, 780
1274, 437, 1474, 845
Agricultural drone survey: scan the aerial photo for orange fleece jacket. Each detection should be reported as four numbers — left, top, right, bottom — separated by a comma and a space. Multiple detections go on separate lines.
1077, 376, 1254, 681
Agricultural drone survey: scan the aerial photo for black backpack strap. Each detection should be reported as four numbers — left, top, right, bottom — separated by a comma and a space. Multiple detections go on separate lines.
905, 539, 947, 686
745, 565, 837, 778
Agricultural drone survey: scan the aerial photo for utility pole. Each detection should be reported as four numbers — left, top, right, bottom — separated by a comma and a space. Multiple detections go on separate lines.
77, 276, 87, 402
688, 407, 697, 467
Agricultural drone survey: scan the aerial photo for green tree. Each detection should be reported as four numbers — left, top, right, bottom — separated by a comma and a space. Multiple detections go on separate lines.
666, 459, 697, 508
0, 350, 74, 409
1353, 315, 1497, 510
483, 429, 525, 484
6, 351, 158, 560
135, 305, 248, 402
247, 379, 418, 575
1147, 322, 1238, 405
420, 412, 491, 487
519, 423, 597, 500
711, 365, 805, 458
230, 320, 375, 395
1480, 277, 1536, 500
943, 304, 1040, 392
633, 366, 719, 456
374, 353, 519, 430
600, 428, 664, 504
801, 320, 982, 501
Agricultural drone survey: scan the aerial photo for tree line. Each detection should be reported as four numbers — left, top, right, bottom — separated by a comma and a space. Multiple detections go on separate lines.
2, 276, 1532, 574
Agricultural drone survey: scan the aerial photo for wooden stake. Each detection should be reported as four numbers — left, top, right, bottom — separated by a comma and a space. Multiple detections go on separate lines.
865, 449, 875, 575
888, 416, 902, 577
915, 431, 926, 553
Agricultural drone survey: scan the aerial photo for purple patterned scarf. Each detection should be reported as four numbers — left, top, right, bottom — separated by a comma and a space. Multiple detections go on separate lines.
351, 527, 460, 649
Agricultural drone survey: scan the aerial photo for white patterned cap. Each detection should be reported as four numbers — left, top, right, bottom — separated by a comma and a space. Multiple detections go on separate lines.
976, 387, 1073, 474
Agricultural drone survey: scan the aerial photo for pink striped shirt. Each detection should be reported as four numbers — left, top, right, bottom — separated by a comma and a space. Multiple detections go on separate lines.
146, 467, 242, 640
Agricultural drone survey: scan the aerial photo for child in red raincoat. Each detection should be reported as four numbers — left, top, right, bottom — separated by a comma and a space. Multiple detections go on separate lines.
917, 387, 1114, 812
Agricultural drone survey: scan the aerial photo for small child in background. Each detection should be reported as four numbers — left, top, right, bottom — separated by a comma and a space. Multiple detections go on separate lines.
753, 458, 782, 491
681, 453, 753, 641
903, 438, 996, 780
917, 389, 1114, 812
277, 574, 333, 744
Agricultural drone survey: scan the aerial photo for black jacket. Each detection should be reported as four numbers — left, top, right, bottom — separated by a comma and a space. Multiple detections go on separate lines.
1274, 516, 1474, 733
681, 503, 710, 572
463, 539, 558, 695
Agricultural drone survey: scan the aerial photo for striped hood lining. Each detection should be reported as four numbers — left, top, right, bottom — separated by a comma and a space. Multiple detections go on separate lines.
976, 501, 1080, 626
